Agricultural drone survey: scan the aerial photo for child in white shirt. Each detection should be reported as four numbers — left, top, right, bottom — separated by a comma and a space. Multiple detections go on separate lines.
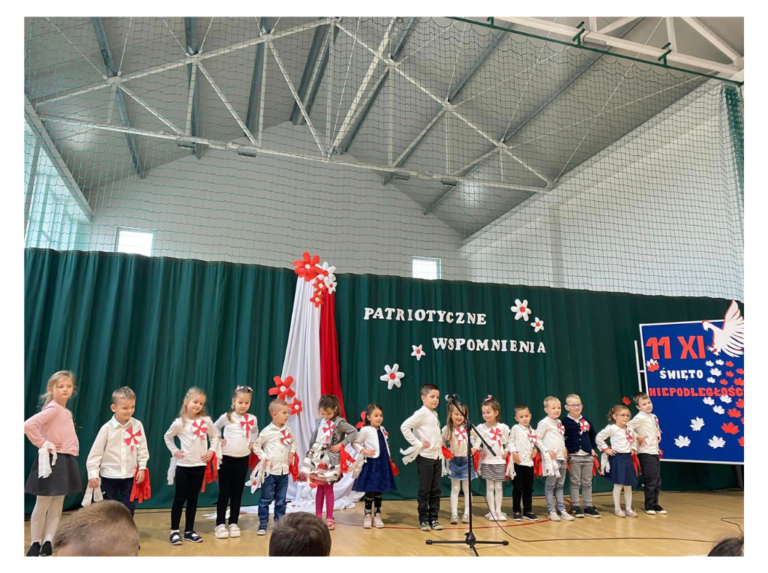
628, 391, 665, 515
164, 387, 219, 545
536, 396, 573, 522
213, 386, 258, 539
442, 402, 477, 524
475, 396, 510, 521
507, 404, 538, 522
596, 404, 639, 518
86, 386, 149, 517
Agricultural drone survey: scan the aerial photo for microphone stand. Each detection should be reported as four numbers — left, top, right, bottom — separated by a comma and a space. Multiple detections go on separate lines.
426, 395, 509, 556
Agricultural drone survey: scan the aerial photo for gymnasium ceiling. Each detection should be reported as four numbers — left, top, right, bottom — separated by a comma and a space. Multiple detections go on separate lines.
25, 17, 744, 238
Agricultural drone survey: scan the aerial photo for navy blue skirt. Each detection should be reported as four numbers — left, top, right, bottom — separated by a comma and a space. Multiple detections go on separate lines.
353, 430, 396, 493
604, 452, 637, 486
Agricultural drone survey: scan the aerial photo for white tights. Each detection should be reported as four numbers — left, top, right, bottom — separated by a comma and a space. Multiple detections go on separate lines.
485, 479, 504, 514
30, 495, 65, 544
450, 479, 470, 517
612, 484, 632, 511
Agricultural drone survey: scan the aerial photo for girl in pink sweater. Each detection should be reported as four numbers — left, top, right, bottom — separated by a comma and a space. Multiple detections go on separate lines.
24, 371, 82, 556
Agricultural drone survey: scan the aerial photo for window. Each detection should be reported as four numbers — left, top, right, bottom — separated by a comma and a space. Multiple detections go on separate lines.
412, 257, 441, 280
117, 228, 154, 256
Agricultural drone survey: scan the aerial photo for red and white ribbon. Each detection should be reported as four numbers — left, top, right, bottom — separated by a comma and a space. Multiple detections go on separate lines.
322, 420, 335, 443
527, 428, 537, 446
579, 419, 590, 433
192, 419, 207, 440
455, 427, 467, 444
240, 414, 255, 439
626, 428, 634, 443
280, 429, 292, 445
489, 427, 502, 447
557, 421, 565, 436
124, 427, 142, 452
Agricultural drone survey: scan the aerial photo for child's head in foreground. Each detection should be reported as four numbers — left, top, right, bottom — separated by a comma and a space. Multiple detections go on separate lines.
53, 500, 139, 556
420, 383, 440, 410
268, 512, 332, 556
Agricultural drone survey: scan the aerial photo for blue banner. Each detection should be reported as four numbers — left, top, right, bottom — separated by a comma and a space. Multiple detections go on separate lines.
639, 302, 744, 465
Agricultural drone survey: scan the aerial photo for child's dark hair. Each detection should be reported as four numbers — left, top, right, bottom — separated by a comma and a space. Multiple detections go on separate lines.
482, 395, 502, 421
227, 385, 253, 423
364, 403, 383, 426
420, 383, 440, 397
269, 513, 332, 556
607, 404, 631, 423
318, 394, 341, 418
632, 391, 650, 405
707, 535, 744, 556
514, 403, 530, 414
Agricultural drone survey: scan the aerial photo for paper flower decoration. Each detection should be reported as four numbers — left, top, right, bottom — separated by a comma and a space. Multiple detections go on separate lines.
269, 376, 295, 401
310, 290, 324, 308
293, 252, 320, 282
327, 281, 337, 294
411, 345, 425, 361
710, 368, 722, 376
675, 435, 691, 448
191, 419, 208, 440
531, 317, 545, 332
316, 262, 336, 283
690, 417, 705, 431
703, 397, 715, 405
715, 359, 724, 365
313, 278, 327, 292
380, 364, 404, 390
721, 422, 739, 435
289, 398, 303, 416
713, 405, 725, 415
707, 377, 715, 383
705, 361, 714, 367
720, 395, 732, 404
646, 359, 659, 372
622, 397, 631, 406
708, 435, 726, 449
511, 299, 532, 321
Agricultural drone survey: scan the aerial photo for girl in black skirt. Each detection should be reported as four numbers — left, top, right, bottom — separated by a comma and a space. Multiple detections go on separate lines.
596, 405, 639, 518
24, 371, 83, 556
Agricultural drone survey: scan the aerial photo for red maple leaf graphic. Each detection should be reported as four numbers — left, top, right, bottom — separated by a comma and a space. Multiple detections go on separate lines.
734, 378, 744, 386
722, 422, 739, 435
725, 361, 734, 367
647, 362, 660, 373
738, 436, 744, 447
726, 371, 734, 378
727, 408, 742, 418
736, 368, 744, 375
741, 417, 744, 424
736, 398, 744, 409
720, 379, 728, 385
622, 397, 631, 406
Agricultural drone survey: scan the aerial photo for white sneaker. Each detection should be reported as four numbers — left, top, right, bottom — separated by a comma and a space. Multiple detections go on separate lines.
228, 524, 241, 538
215, 525, 229, 539
485, 512, 497, 521
559, 510, 575, 521
462, 514, 470, 523
497, 512, 507, 522
450, 514, 459, 524
548, 511, 561, 522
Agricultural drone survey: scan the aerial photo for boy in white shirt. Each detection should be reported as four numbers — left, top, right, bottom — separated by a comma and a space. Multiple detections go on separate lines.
86, 387, 149, 517
252, 399, 296, 535
628, 391, 665, 515
536, 396, 573, 522
401, 383, 443, 531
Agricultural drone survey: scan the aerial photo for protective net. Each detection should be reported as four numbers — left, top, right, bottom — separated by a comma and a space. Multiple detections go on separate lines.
24, 17, 744, 300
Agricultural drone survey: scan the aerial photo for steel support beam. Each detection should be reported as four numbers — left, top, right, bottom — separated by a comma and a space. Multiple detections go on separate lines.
291, 20, 330, 124
307, 24, 339, 123
245, 18, 272, 135
599, 17, 641, 35
184, 17, 202, 158
681, 17, 742, 64
91, 17, 145, 178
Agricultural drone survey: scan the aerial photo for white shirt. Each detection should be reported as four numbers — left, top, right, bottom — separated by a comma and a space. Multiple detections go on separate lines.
252, 423, 296, 476
401, 406, 442, 460
163, 416, 219, 467
536, 416, 566, 461
507, 423, 537, 467
213, 412, 258, 458
596, 424, 637, 454
441, 425, 476, 457
87, 416, 150, 480
627, 411, 661, 455
353, 426, 392, 458
475, 423, 510, 464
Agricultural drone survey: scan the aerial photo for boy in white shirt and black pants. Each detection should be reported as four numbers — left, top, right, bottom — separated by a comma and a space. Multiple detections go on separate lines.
86, 387, 149, 517
628, 392, 666, 515
401, 383, 443, 531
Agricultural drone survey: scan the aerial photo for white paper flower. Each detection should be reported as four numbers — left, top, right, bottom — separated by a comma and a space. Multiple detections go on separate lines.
705, 361, 714, 367
411, 345, 425, 361
708, 435, 726, 449
710, 368, 722, 376
315, 261, 336, 280
675, 435, 691, 448
715, 359, 724, 366
531, 317, 544, 332
511, 299, 532, 321
327, 281, 337, 294
703, 397, 715, 405
690, 417, 705, 431
707, 377, 715, 384
380, 364, 404, 390
720, 395, 732, 404
713, 405, 725, 415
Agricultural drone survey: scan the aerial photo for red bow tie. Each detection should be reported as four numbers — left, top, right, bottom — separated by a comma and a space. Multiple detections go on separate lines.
280, 429, 292, 445
489, 427, 502, 445
240, 415, 255, 438
192, 420, 207, 440
579, 419, 590, 433
527, 429, 537, 445
557, 421, 565, 435
124, 427, 142, 452
455, 427, 467, 443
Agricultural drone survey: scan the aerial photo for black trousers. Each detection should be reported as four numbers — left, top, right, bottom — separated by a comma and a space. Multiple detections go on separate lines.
171, 466, 206, 532
101, 476, 136, 516
416, 456, 442, 523
638, 453, 662, 508
216, 455, 250, 526
512, 464, 534, 513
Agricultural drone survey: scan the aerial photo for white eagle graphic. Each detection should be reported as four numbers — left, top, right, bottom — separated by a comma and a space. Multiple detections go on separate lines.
702, 301, 744, 358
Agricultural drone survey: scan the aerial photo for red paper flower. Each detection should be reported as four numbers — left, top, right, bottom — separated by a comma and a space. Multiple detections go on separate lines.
722, 422, 739, 435
622, 397, 631, 406
738, 436, 744, 447
728, 408, 742, 418
736, 398, 744, 409
124, 427, 143, 452
736, 368, 744, 375
725, 361, 734, 367
269, 376, 295, 401
289, 398, 303, 416
313, 278, 327, 292
725, 371, 734, 378
191, 419, 208, 440
356, 411, 366, 430
310, 291, 324, 308
720, 379, 728, 385
734, 378, 744, 386
293, 252, 321, 282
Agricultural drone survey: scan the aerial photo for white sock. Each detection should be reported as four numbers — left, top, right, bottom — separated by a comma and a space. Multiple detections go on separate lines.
30, 496, 54, 543
494, 481, 504, 514
461, 480, 470, 516
42, 496, 64, 543
613, 484, 623, 511
485, 479, 495, 513
624, 486, 632, 510
450, 479, 460, 515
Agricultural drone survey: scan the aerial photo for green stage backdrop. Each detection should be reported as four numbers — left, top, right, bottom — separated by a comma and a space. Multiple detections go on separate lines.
25, 249, 741, 513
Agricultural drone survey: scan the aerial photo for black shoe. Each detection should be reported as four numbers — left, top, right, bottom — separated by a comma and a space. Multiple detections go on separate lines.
584, 506, 601, 518
653, 505, 667, 514
512, 512, 522, 522
523, 512, 539, 522
26, 542, 41, 557
184, 530, 203, 543
430, 521, 443, 530
170, 531, 182, 545
419, 522, 431, 531
40, 541, 53, 557
573, 507, 584, 518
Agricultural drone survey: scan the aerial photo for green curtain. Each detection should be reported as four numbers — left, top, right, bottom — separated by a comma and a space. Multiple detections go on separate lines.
25, 249, 741, 513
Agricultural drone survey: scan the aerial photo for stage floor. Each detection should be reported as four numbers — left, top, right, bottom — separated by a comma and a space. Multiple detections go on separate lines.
24, 490, 743, 557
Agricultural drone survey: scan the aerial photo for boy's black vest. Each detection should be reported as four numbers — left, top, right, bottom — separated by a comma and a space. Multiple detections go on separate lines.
561, 416, 597, 454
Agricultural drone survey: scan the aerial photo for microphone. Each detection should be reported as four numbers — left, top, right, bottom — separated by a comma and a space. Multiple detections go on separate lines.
444, 394, 457, 402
